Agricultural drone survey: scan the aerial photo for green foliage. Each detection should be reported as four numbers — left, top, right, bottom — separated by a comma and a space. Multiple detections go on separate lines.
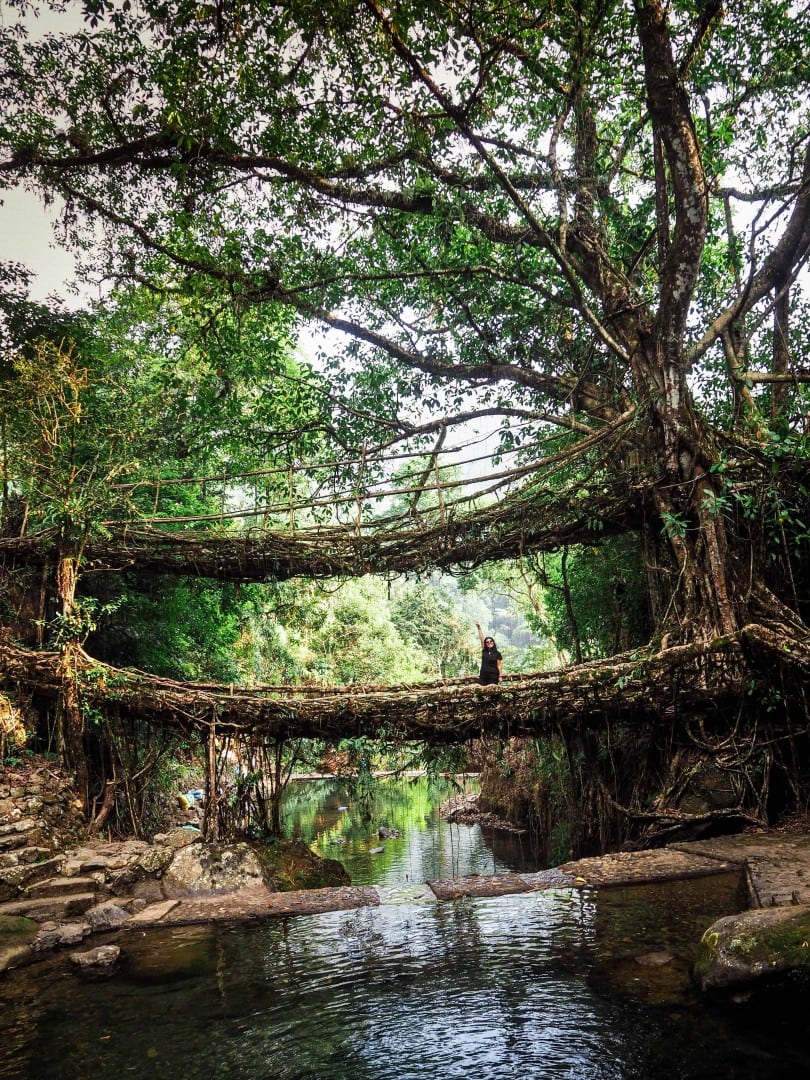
0, 337, 141, 542
0, 278, 328, 544
87, 571, 495, 687
539, 537, 651, 661
391, 580, 477, 678
456, 562, 561, 671
5, 0, 807, 444
48, 594, 124, 648
86, 576, 245, 681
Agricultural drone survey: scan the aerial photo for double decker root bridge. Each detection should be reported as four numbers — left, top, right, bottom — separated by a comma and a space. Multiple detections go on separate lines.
2, 429, 810, 751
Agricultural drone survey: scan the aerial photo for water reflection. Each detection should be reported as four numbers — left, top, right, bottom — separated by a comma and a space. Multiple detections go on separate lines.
0, 893, 632, 1080
2, 887, 808, 1080
282, 775, 543, 885
2, 779, 809, 1079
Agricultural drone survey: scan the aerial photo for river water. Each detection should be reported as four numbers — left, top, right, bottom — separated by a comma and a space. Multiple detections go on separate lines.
1, 776, 809, 1079
283, 775, 542, 884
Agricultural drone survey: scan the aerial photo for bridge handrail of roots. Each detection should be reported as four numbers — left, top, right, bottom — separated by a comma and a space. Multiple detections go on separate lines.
100, 412, 634, 532
0, 413, 641, 580
3, 410, 640, 562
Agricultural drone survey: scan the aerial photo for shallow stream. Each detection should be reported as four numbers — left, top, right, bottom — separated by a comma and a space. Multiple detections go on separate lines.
283, 775, 541, 884
1, 776, 809, 1079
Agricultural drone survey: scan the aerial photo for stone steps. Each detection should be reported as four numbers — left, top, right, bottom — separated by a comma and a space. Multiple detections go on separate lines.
0, 891, 97, 922
0, 845, 52, 869
63, 854, 114, 876
0, 855, 66, 901
26, 875, 101, 900
0, 819, 39, 852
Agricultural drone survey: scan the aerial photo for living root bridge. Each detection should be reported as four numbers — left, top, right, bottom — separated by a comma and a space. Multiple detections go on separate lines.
0, 480, 637, 583
3, 625, 802, 743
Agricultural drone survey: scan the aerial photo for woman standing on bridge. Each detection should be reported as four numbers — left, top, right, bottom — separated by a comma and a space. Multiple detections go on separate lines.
476, 622, 502, 685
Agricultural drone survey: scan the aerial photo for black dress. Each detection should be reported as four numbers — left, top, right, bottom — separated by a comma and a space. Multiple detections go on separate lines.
479, 646, 502, 685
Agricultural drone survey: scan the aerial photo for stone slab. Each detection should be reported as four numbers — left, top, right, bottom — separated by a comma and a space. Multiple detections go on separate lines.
674, 835, 810, 908
0, 818, 37, 837
0, 833, 29, 853
0, 891, 96, 922
125, 899, 180, 924
131, 885, 381, 927
427, 872, 533, 900
26, 875, 99, 899
559, 847, 738, 887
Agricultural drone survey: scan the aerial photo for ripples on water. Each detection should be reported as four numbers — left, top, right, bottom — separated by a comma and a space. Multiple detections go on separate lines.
0, 892, 629, 1079
2, 884, 810, 1080
3, 777, 810, 1079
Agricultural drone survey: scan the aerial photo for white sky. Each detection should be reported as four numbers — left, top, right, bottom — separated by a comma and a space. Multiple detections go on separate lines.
1, 188, 77, 302
0, 2, 83, 301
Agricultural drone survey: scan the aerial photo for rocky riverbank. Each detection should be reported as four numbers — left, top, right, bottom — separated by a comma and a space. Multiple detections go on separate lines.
0, 758, 349, 973
3, 758, 810, 995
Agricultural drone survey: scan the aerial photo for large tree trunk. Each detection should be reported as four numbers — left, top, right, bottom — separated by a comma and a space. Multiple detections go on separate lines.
632, 1, 759, 645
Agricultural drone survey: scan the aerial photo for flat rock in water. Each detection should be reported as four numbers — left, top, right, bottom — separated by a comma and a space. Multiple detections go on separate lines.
561, 848, 737, 886
0, 914, 39, 971
126, 899, 180, 924
428, 873, 532, 900
34, 922, 90, 950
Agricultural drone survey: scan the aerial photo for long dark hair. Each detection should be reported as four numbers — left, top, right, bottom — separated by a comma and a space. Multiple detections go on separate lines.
483, 636, 497, 650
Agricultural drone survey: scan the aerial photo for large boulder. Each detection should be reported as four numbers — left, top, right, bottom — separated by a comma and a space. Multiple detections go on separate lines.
694, 904, 810, 991
162, 842, 265, 897
254, 839, 351, 891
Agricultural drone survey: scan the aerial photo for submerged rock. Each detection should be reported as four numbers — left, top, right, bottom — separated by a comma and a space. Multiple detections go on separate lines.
0, 914, 38, 972
69, 944, 121, 970
635, 951, 674, 967
694, 904, 810, 991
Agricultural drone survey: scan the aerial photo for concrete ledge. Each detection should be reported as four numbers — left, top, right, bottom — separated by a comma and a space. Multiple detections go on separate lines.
560, 847, 738, 887
121, 884, 381, 928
